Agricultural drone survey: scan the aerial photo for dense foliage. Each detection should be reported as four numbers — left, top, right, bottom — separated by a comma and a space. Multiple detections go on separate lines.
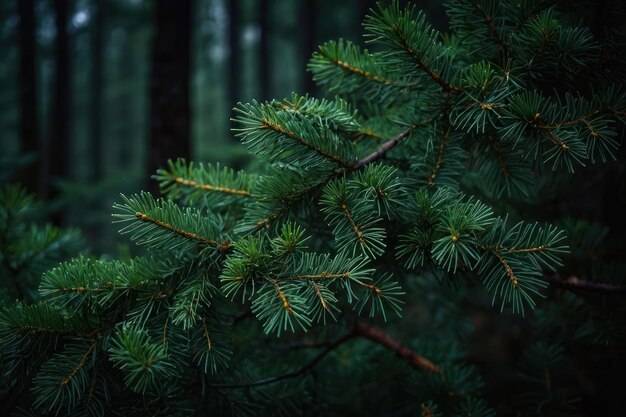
1, 1, 625, 416
0, 184, 83, 304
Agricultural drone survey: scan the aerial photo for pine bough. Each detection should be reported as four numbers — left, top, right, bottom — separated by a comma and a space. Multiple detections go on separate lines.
1, 1, 624, 416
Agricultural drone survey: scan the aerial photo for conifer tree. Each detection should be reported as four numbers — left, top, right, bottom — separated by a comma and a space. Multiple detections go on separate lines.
1, 1, 625, 416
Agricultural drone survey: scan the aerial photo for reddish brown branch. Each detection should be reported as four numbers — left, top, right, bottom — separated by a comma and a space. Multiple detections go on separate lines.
354, 321, 442, 374
211, 320, 441, 389
545, 273, 626, 295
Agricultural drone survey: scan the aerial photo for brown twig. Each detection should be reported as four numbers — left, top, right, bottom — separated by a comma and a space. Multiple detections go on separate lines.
210, 320, 442, 389
134, 211, 218, 246
354, 321, 443, 374
354, 128, 412, 169
173, 176, 251, 197
544, 273, 626, 295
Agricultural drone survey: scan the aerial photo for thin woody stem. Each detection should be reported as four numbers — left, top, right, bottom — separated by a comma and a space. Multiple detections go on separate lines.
319, 50, 417, 89
489, 249, 519, 288
272, 279, 293, 313
286, 272, 351, 280
208, 320, 441, 389
390, 25, 462, 94
536, 109, 601, 130
260, 118, 353, 168
508, 245, 547, 253
331, 58, 394, 84
173, 177, 250, 197
134, 211, 216, 245
60, 340, 97, 386
208, 332, 354, 389
354, 321, 442, 374
340, 202, 366, 245
354, 128, 412, 168
427, 127, 451, 185
544, 273, 626, 295
472, 1, 509, 57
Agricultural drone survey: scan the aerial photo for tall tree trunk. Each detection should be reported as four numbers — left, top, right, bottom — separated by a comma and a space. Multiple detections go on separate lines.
228, 0, 240, 130
258, 0, 269, 101
118, 32, 133, 171
18, 0, 40, 194
48, 0, 71, 223
149, 0, 192, 193
299, 0, 316, 95
91, 0, 105, 182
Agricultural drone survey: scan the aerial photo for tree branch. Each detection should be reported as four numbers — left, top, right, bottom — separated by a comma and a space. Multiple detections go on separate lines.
354, 321, 442, 374
544, 273, 626, 295
209, 319, 442, 389
207, 332, 354, 389
354, 128, 412, 169
471, 1, 509, 58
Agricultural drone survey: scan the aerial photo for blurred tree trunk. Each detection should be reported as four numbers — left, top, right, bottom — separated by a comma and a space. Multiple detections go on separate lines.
48, 0, 71, 222
91, 0, 105, 182
258, 0, 269, 101
299, 0, 316, 95
149, 0, 192, 192
118, 33, 133, 170
228, 0, 240, 130
17, 0, 40, 194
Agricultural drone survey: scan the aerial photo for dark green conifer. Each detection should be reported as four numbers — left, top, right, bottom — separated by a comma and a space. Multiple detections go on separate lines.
1, 1, 625, 415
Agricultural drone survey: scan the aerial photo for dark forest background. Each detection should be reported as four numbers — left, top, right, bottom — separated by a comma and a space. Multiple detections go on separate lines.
0, 0, 447, 254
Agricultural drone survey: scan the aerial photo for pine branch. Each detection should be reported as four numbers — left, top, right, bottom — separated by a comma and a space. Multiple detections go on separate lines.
309, 40, 417, 97
328, 55, 396, 85
365, 3, 462, 94
60, 339, 97, 386
172, 177, 251, 197
427, 127, 451, 186
354, 128, 412, 168
133, 210, 217, 245
397, 35, 462, 94
487, 248, 519, 288
208, 320, 441, 389
259, 118, 353, 169
535, 109, 601, 130
354, 321, 442, 374
471, 1, 509, 57
113, 193, 231, 252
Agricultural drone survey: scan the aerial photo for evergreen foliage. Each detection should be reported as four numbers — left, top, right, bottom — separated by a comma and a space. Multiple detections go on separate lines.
2, 1, 625, 416
0, 184, 83, 303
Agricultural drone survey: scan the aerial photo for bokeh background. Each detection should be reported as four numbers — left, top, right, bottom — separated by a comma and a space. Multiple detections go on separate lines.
0, 0, 447, 253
